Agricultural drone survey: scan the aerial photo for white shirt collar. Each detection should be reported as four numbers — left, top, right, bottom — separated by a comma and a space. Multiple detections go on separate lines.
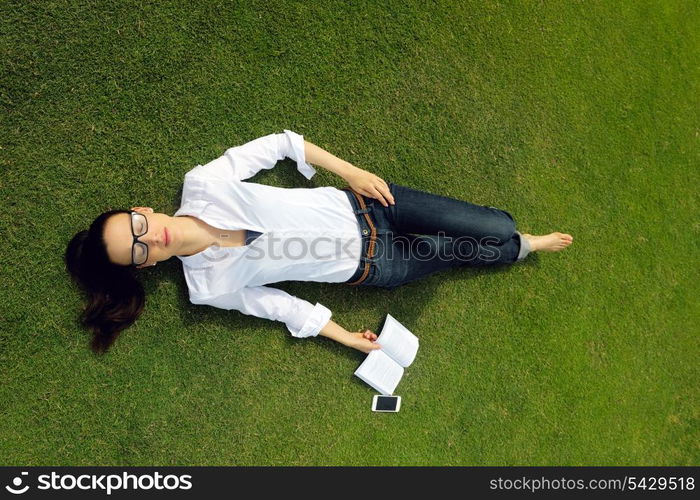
173, 199, 255, 270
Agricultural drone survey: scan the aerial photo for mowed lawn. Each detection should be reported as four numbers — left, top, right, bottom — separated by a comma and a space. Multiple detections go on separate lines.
1, 0, 698, 465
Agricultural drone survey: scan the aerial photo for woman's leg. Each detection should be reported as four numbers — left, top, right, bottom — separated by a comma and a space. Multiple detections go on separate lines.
384, 182, 519, 244
374, 231, 529, 289
357, 182, 570, 290
359, 183, 531, 289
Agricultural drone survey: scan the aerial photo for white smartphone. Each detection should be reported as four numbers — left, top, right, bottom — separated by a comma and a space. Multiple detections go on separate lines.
371, 395, 401, 412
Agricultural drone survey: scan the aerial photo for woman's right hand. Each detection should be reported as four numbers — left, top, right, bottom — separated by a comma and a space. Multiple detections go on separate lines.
348, 329, 381, 353
344, 167, 395, 208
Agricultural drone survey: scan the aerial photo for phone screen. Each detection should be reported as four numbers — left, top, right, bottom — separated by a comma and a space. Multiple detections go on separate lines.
375, 396, 399, 411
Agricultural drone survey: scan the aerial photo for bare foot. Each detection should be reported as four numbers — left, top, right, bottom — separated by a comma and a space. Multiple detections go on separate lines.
522, 232, 573, 252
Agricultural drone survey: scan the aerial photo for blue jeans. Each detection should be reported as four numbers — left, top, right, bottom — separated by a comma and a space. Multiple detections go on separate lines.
343, 182, 531, 290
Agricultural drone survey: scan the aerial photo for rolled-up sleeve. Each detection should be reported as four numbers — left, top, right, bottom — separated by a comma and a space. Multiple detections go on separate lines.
190, 285, 331, 338
279, 129, 317, 180
189, 130, 317, 182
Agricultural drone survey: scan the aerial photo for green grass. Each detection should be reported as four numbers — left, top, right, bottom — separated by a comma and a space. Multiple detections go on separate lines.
1, 0, 698, 465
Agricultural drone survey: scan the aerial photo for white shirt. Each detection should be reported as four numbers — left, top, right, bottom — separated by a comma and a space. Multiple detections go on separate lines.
174, 130, 363, 338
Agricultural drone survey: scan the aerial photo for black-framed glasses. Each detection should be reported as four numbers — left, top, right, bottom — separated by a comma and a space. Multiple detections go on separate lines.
129, 211, 149, 266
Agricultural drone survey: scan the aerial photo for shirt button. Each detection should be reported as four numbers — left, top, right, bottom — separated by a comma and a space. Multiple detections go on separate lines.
362, 229, 369, 235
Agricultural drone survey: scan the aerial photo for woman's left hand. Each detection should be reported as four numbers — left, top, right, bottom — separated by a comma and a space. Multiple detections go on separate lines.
347, 329, 381, 353
344, 166, 395, 207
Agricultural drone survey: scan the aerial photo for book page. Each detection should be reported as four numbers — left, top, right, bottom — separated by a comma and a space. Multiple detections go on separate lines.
354, 350, 404, 395
376, 314, 419, 367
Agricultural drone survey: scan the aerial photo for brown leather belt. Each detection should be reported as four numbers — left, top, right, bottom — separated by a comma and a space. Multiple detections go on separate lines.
344, 188, 377, 286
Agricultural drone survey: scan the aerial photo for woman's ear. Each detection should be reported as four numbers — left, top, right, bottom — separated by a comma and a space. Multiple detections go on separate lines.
131, 206, 154, 214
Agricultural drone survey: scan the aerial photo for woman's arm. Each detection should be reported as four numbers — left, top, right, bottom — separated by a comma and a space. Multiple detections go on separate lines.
318, 318, 381, 353
304, 140, 358, 179
303, 140, 395, 207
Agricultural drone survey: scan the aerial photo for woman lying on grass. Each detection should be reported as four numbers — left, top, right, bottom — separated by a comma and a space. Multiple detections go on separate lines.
65, 130, 572, 354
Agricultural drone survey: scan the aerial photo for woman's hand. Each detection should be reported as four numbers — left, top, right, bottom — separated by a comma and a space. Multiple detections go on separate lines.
348, 329, 381, 353
344, 167, 396, 207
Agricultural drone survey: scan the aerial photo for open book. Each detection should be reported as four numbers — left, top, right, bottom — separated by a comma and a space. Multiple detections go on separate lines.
354, 314, 419, 395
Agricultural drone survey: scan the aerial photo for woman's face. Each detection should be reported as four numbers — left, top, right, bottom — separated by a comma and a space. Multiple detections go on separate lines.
103, 207, 176, 268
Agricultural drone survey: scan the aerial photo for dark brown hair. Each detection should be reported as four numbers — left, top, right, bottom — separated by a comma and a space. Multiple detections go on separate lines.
65, 210, 145, 354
